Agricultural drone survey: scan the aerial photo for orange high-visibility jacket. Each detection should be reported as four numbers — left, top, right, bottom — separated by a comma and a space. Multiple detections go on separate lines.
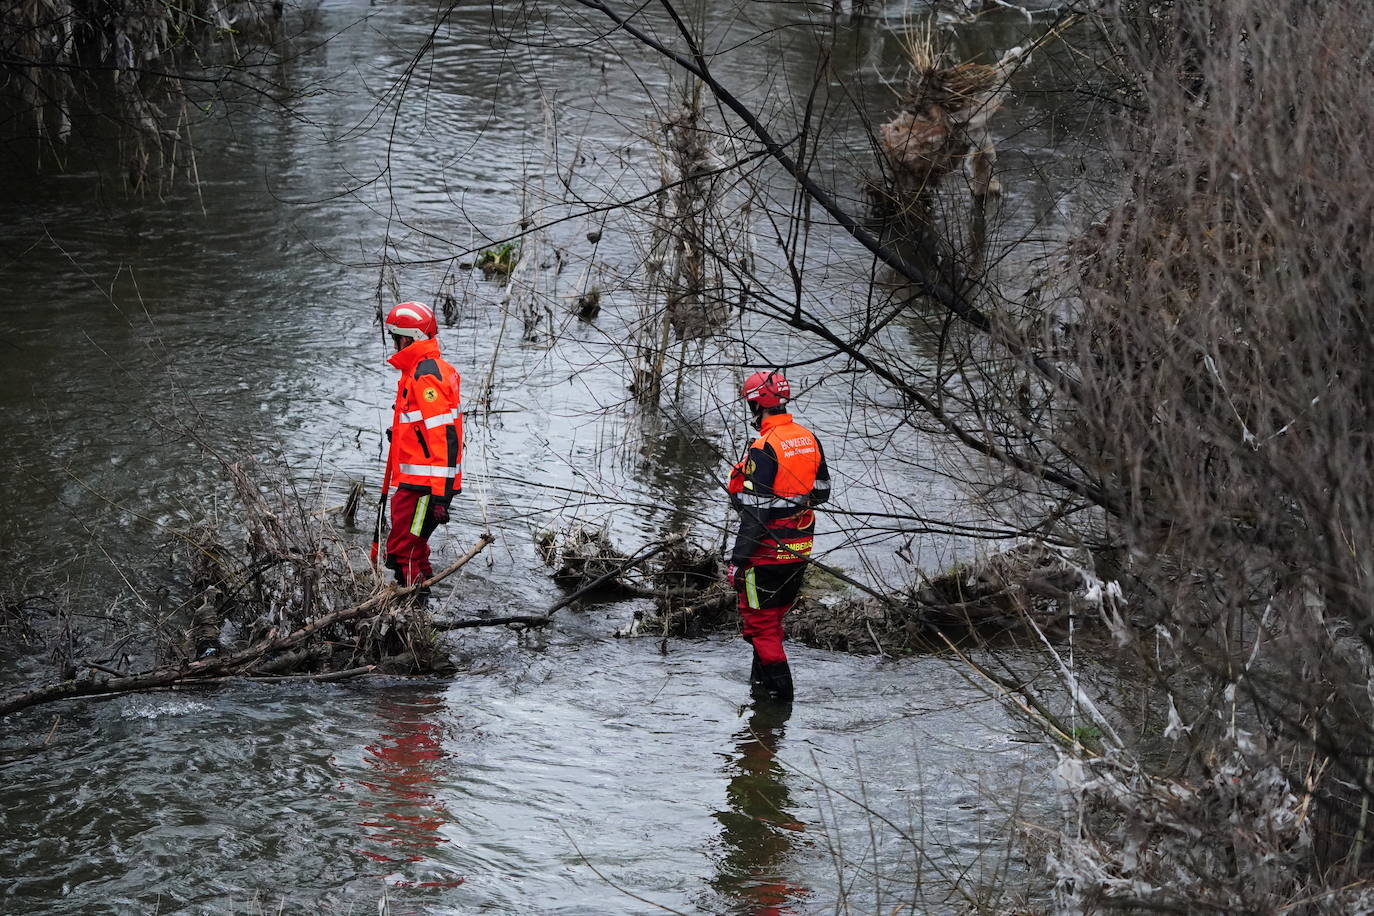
385, 338, 462, 499
727, 412, 830, 566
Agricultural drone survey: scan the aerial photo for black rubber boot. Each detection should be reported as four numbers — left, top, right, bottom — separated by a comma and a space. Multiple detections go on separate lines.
749, 649, 771, 702
758, 660, 794, 704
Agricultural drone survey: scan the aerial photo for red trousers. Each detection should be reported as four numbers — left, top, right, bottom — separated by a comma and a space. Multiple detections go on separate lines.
385, 487, 440, 585
736, 563, 806, 665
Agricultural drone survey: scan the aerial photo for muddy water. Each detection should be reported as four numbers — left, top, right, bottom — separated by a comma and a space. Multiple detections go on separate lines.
0, 0, 1087, 911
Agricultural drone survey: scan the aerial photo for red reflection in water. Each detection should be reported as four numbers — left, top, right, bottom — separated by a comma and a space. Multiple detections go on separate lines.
712, 702, 810, 914
353, 693, 465, 890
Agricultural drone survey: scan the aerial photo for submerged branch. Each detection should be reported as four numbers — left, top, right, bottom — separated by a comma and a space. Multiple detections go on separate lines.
170, 665, 378, 686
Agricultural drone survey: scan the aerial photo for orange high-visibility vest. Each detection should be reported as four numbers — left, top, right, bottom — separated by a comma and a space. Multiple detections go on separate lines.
385, 338, 462, 499
728, 412, 830, 565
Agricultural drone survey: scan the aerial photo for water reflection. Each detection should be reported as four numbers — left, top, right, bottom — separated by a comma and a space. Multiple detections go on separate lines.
355, 691, 465, 891
711, 701, 808, 915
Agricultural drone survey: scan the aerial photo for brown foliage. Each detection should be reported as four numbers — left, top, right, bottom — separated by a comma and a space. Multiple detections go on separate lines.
1030, 0, 1374, 909
0, 0, 285, 182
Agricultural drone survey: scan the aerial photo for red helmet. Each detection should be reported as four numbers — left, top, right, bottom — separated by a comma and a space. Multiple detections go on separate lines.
385, 301, 438, 340
742, 370, 790, 408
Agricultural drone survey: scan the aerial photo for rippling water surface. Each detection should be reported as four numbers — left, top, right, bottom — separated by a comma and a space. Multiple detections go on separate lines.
2, 626, 1050, 913
0, 0, 1090, 910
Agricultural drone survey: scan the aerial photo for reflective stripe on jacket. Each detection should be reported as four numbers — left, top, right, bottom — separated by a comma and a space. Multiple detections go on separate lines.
727, 412, 830, 566
385, 338, 463, 499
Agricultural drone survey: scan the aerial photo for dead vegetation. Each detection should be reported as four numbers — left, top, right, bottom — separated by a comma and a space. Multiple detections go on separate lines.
539, 523, 1094, 654
788, 542, 1095, 655
170, 458, 451, 676
1018, 1, 1374, 908
0, 536, 494, 718
630, 80, 752, 404
541, 524, 632, 594
872, 20, 1029, 279
878, 23, 1019, 198
0, 590, 45, 649
0, 455, 505, 718
1, 0, 290, 186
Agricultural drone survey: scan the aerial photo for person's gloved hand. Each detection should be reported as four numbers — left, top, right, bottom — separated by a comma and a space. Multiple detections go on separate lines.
726, 563, 737, 587
430, 498, 450, 525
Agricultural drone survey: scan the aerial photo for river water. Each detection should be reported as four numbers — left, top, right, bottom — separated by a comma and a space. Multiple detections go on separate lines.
0, 0, 1092, 911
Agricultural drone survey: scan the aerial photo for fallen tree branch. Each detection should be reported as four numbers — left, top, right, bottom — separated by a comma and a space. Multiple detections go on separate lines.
0, 533, 496, 719
615, 583, 710, 601
936, 631, 1088, 754
435, 614, 552, 630
434, 534, 687, 631
171, 665, 377, 686
542, 533, 686, 620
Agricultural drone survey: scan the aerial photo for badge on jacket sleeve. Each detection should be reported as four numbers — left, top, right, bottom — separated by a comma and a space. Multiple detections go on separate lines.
422, 387, 439, 403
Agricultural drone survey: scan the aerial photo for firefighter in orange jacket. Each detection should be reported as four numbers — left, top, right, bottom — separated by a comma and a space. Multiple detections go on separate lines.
381, 301, 462, 596
726, 371, 830, 703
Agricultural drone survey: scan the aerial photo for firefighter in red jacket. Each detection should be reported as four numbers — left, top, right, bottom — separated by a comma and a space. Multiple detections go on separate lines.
727, 371, 830, 703
381, 302, 462, 597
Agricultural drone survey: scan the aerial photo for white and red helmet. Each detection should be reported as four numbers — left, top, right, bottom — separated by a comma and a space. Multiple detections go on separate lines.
385, 301, 438, 340
743, 370, 790, 408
